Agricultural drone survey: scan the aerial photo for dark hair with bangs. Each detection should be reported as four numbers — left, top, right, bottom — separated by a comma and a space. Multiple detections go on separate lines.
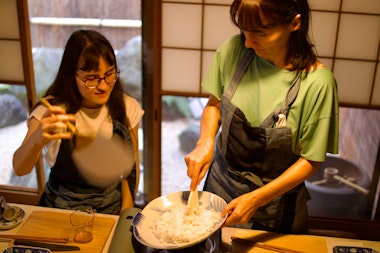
43, 30, 127, 125
230, 0, 317, 71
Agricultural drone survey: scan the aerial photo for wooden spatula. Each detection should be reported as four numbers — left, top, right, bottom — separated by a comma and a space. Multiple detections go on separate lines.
187, 189, 199, 215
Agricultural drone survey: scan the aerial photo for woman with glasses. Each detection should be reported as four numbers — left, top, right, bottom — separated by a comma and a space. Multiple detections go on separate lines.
185, 0, 339, 233
13, 30, 144, 214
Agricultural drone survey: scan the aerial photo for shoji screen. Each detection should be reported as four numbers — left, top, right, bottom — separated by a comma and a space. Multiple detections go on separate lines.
161, 0, 380, 108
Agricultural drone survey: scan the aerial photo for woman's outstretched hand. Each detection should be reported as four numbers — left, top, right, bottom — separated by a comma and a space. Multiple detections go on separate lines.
221, 191, 263, 227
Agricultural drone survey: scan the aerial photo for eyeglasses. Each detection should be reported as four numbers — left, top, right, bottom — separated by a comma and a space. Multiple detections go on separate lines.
76, 70, 119, 89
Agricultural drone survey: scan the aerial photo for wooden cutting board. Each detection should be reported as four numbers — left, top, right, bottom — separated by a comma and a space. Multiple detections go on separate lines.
232, 229, 327, 253
16, 210, 115, 253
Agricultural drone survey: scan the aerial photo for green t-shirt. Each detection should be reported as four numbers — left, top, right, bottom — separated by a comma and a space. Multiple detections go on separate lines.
202, 35, 339, 162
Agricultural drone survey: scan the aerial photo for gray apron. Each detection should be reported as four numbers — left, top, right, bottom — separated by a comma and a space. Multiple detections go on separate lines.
204, 49, 309, 233
39, 120, 136, 215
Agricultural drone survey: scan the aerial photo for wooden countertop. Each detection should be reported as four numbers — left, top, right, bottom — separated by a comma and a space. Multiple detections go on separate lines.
221, 227, 380, 253
1, 204, 379, 253
0, 204, 118, 253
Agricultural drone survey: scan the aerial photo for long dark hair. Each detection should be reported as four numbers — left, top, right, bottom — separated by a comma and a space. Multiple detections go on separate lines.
230, 0, 317, 71
43, 30, 127, 125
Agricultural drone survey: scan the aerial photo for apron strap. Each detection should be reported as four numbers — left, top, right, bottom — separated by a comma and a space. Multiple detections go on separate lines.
221, 49, 256, 155
224, 48, 256, 100
259, 71, 302, 128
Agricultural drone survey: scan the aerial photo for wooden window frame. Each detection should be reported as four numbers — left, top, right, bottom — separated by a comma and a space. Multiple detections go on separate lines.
0, 0, 44, 204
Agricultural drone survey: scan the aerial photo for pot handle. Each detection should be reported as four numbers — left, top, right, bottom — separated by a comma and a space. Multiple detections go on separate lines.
108, 207, 142, 253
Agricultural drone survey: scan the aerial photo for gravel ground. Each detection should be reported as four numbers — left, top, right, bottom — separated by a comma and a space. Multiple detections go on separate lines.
0, 121, 27, 185
160, 118, 205, 196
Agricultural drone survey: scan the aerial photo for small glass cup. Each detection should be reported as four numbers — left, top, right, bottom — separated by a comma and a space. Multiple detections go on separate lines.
70, 208, 95, 243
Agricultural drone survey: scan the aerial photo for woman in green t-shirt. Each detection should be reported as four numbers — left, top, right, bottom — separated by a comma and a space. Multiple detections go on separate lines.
185, 0, 339, 233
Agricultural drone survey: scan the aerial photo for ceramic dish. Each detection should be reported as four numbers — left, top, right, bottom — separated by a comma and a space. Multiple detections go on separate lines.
2, 246, 52, 253
0, 206, 25, 230
133, 191, 227, 250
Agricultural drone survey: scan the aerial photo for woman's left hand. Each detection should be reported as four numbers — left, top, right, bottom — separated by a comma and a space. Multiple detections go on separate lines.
220, 192, 263, 227
220, 158, 321, 227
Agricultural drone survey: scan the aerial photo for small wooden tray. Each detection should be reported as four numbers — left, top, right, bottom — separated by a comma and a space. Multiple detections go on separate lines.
16, 210, 115, 253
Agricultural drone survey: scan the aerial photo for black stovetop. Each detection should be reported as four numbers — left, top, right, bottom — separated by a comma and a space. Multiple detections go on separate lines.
132, 229, 221, 253
107, 208, 221, 253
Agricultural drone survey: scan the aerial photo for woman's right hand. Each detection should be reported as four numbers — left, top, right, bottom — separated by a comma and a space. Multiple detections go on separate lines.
39, 105, 76, 144
13, 105, 76, 176
185, 95, 221, 191
185, 137, 215, 191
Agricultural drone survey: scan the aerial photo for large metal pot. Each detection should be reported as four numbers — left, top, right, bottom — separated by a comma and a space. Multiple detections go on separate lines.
305, 155, 371, 218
